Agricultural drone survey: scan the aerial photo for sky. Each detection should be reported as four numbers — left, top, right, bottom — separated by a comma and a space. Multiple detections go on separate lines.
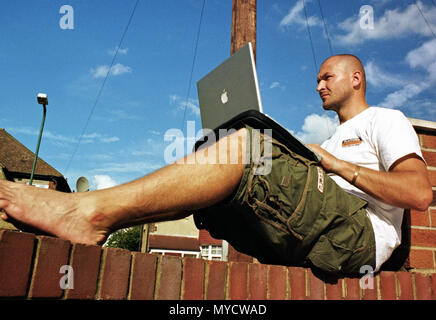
1, 0, 436, 191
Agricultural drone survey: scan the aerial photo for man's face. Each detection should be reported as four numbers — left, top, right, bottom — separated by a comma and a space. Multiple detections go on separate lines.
316, 58, 352, 111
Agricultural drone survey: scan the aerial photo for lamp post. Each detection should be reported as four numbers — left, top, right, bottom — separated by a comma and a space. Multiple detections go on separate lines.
29, 93, 48, 186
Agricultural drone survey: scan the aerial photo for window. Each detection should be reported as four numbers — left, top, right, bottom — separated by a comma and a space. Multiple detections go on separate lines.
149, 249, 200, 258
200, 245, 223, 261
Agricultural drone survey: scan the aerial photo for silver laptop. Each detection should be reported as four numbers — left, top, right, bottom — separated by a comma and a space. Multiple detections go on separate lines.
197, 42, 262, 130
196, 42, 320, 161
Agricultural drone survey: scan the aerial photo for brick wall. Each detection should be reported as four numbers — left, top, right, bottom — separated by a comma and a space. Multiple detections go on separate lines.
1, 119, 435, 301
406, 119, 436, 272
0, 228, 435, 300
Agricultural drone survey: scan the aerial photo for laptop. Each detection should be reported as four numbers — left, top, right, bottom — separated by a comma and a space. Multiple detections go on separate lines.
196, 42, 320, 162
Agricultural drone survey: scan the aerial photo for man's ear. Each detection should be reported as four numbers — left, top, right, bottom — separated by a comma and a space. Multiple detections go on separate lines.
352, 70, 363, 90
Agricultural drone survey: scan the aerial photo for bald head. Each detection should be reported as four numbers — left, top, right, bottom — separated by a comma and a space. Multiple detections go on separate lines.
316, 54, 369, 113
321, 54, 367, 93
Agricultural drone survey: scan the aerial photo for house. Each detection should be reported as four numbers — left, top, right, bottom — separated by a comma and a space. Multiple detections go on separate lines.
0, 128, 71, 230
0, 129, 70, 191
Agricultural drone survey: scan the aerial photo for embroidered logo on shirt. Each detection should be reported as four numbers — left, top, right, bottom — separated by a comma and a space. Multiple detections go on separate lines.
316, 166, 324, 193
342, 137, 363, 148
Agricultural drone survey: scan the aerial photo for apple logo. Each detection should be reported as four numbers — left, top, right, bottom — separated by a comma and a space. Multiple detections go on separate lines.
221, 89, 229, 104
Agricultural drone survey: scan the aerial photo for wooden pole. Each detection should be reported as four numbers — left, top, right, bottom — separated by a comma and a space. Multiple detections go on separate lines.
226, 0, 257, 264
231, 0, 257, 62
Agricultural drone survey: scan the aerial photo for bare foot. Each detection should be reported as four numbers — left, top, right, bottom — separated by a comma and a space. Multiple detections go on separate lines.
0, 180, 111, 245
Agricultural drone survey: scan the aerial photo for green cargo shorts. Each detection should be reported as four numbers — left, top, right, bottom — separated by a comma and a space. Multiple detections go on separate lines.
193, 126, 376, 276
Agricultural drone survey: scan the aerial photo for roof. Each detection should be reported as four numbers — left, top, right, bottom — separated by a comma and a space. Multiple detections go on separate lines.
199, 229, 222, 245
149, 234, 200, 251
0, 128, 63, 176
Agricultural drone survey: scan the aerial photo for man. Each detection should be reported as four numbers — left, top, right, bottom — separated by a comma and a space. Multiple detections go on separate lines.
0, 55, 432, 275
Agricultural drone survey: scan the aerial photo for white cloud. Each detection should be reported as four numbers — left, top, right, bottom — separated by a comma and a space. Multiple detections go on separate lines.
6, 127, 120, 145
107, 46, 129, 56
335, 1, 436, 45
365, 60, 406, 89
279, 0, 321, 29
170, 94, 200, 116
295, 113, 338, 144
375, 39, 436, 109
269, 81, 285, 90
90, 63, 132, 78
81, 133, 120, 144
376, 82, 431, 109
93, 175, 118, 190
111, 63, 132, 76
406, 39, 436, 81
93, 161, 162, 174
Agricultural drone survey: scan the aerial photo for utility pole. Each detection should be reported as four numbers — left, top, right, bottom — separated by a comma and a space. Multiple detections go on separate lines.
227, 0, 257, 264
231, 0, 257, 62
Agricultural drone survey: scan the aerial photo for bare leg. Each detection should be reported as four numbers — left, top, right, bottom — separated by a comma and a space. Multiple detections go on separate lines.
0, 128, 248, 245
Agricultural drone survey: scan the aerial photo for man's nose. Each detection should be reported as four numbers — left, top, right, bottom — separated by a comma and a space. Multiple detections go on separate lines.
316, 81, 324, 92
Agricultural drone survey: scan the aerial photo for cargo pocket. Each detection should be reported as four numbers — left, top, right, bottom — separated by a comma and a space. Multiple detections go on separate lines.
306, 235, 351, 273
244, 138, 312, 238
306, 211, 366, 275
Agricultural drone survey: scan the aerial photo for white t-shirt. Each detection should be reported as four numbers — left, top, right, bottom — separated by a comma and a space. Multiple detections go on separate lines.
320, 107, 423, 271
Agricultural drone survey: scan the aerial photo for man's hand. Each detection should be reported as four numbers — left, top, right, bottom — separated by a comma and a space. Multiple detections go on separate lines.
308, 144, 339, 173
307, 144, 433, 211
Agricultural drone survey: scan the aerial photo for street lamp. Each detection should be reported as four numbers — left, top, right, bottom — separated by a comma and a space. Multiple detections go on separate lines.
29, 93, 48, 186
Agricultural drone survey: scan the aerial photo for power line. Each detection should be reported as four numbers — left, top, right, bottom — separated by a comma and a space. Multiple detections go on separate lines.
317, 0, 333, 56
64, 0, 140, 175
415, 1, 436, 40
302, 0, 318, 73
181, 0, 206, 134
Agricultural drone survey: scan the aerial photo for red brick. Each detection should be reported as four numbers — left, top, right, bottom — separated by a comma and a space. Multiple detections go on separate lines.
181, 257, 205, 300
428, 170, 436, 187
431, 209, 436, 228
409, 249, 435, 269
155, 255, 182, 300
205, 260, 227, 300
248, 263, 267, 300
410, 209, 430, 227
268, 265, 287, 300
288, 267, 306, 300
128, 252, 157, 300
421, 133, 436, 150
326, 280, 343, 300
97, 247, 131, 300
380, 271, 397, 300
432, 273, 436, 300
0, 229, 35, 297
361, 274, 378, 300
308, 269, 325, 300
432, 191, 436, 207
229, 262, 248, 300
28, 236, 71, 298
65, 243, 101, 300
411, 228, 436, 248
414, 273, 433, 300
422, 150, 436, 168
344, 277, 361, 300
396, 272, 414, 300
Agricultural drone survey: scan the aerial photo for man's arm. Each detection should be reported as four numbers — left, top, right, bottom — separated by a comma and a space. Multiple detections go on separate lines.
309, 144, 433, 211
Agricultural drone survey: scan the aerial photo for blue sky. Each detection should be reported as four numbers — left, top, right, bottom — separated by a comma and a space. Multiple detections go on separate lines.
1, 0, 436, 191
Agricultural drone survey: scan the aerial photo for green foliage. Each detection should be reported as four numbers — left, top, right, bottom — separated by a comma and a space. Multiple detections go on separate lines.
105, 225, 141, 252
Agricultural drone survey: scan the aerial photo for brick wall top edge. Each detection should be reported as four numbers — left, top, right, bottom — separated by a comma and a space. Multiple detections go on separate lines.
409, 118, 436, 133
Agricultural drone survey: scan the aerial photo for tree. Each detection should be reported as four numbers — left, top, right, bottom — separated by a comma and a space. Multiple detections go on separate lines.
104, 226, 141, 251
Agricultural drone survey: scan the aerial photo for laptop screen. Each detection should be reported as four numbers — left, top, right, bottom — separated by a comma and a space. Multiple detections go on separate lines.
197, 42, 263, 130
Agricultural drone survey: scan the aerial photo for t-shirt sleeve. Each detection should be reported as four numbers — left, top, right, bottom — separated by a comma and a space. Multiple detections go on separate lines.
372, 109, 424, 171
